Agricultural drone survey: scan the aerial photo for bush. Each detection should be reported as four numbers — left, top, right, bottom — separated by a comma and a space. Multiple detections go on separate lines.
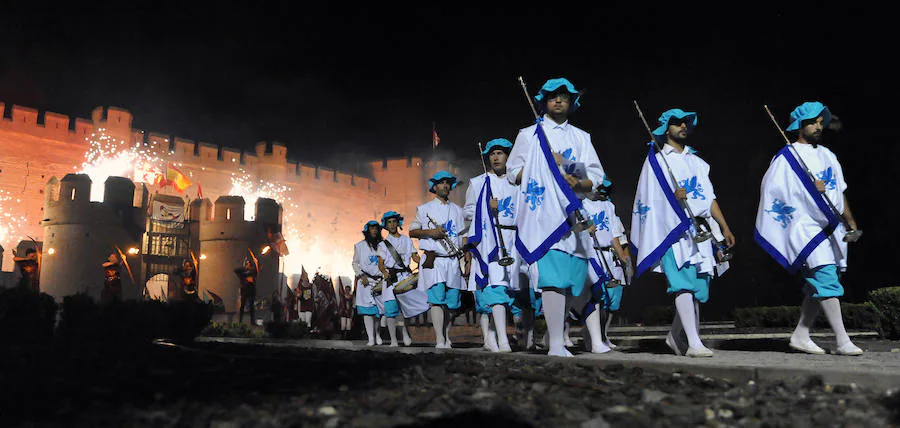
870, 287, 900, 339
57, 293, 213, 344
265, 320, 310, 339
0, 286, 58, 343
733, 303, 881, 331
201, 321, 264, 338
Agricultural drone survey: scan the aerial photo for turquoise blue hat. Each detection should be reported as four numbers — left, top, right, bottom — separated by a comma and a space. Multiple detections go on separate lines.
362, 220, 380, 233
428, 170, 458, 193
481, 138, 513, 155
381, 211, 404, 228
534, 78, 582, 113
652, 109, 698, 137
786, 101, 831, 131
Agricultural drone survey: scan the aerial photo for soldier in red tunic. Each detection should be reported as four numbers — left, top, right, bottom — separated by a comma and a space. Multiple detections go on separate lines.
101, 253, 123, 304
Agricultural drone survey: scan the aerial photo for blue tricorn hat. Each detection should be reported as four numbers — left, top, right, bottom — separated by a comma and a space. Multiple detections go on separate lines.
380, 211, 404, 228
786, 101, 832, 132
362, 220, 381, 233
653, 109, 698, 138
534, 78, 582, 113
428, 170, 458, 193
481, 138, 513, 155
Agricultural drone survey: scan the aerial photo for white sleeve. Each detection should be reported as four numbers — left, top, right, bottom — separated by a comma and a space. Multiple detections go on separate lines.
581, 135, 605, 192
507, 129, 530, 185
463, 177, 479, 221
352, 244, 364, 276
409, 205, 425, 230
376, 242, 388, 261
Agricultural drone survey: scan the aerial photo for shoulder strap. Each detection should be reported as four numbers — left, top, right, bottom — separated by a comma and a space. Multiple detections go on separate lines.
382, 239, 412, 273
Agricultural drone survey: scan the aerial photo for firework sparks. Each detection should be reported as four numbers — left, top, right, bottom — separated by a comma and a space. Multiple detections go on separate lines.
77, 129, 167, 201
0, 190, 29, 265
227, 172, 352, 279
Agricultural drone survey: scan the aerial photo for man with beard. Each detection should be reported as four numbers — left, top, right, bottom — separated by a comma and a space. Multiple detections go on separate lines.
506, 78, 604, 357
353, 220, 386, 345
464, 138, 520, 353
755, 101, 863, 356
630, 108, 736, 358
234, 258, 257, 324
409, 171, 469, 349
378, 211, 426, 346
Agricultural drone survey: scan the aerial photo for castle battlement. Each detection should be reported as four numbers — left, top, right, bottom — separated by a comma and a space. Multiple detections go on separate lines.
0, 101, 461, 200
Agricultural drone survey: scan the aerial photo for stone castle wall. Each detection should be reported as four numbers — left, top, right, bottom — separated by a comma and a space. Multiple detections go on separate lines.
0, 102, 464, 278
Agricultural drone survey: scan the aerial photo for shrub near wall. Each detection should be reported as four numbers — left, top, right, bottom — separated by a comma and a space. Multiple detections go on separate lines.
0, 287, 58, 343
870, 287, 900, 339
57, 293, 214, 344
733, 302, 881, 331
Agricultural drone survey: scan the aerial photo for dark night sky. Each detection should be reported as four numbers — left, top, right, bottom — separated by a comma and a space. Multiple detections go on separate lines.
1, 4, 895, 318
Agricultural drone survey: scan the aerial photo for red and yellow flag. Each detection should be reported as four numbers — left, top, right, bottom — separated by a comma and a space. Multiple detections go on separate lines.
165, 164, 192, 192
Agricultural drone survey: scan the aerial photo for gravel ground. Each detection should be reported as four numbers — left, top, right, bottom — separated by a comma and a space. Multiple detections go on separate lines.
2, 341, 898, 427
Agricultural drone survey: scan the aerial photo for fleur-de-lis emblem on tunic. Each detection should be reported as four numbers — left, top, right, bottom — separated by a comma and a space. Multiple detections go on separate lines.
523, 179, 545, 211
561, 148, 576, 161
592, 211, 610, 232
679, 176, 706, 200
765, 198, 796, 229
634, 200, 650, 225
817, 167, 836, 191
498, 196, 515, 218
443, 219, 458, 238
368, 255, 378, 264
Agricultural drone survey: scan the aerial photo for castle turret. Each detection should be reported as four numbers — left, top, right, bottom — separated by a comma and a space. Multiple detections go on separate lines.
41, 174, 143, 301
198, 196, 250, 317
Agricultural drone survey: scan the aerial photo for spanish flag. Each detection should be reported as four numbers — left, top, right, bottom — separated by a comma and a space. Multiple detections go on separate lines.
166, 164, 192, 192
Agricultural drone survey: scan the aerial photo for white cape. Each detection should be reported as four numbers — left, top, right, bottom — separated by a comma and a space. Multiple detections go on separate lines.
754, 145, 847, 273
514, 121, 583, 264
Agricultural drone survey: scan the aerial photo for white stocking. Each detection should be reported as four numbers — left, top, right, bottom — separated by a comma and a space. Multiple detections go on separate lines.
792, 296, 820, 343
399, 319, 412, 346
492, 305, 511, 351
675, 292, 703, 349
443, 306, 453, 347
820, 297, 853, 347
542, 290, 571, 357
430, 306, 445, 347
387, 317, 398, 346
584, 304, 610, 353
364, 315, 376, 345
480, 313, 499, 352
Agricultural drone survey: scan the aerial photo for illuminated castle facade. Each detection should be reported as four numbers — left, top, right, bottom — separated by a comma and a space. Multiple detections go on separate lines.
0, 102, 467, 295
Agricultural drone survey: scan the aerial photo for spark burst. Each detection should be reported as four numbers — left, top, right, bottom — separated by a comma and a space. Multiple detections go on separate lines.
0, 190, 29, 258
77, 128, 167, 201
228, 171, 352, 280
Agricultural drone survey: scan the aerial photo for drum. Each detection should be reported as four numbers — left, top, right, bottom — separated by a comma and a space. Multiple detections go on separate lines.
392, 273, 419, 295
371, 279, 384, 296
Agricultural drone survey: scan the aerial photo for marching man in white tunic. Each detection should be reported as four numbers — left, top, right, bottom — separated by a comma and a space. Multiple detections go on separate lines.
353, 220, 386, 346
755, 101, 863, 356
409, 171, 469, 349
630, 108, 735, 358
577, 176, 632, 352
508, 77, 605, 357
464, 138, 520, 353
377, 210, 428, 347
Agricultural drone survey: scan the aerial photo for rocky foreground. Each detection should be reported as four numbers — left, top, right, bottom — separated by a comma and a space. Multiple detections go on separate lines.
2, 341, 898, 427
